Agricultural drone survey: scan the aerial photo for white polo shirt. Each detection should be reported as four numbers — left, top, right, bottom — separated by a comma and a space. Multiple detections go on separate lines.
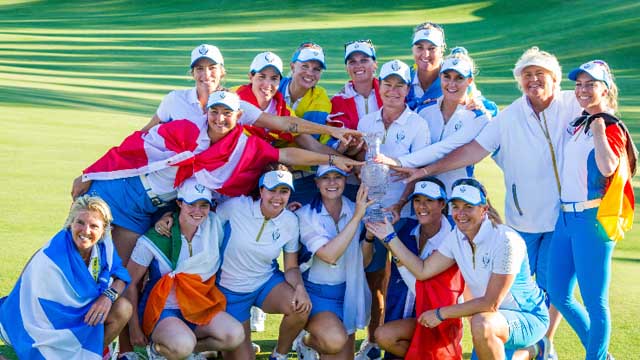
399, 98, 489, 194
438, 217, 545, 312
216, 196, 300, 293
561, 118, 625, 202
475, 91, 582, 233
156, 87, 262, 127
130, 213, 224, 309
297, 196, 362, 285
358, 106, 430, 217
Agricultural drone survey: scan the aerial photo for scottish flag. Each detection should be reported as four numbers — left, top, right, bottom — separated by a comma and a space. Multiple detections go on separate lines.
0, 229, 129, 359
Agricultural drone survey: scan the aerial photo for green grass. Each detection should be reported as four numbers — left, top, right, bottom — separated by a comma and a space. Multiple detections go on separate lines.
0, 1, 638, 359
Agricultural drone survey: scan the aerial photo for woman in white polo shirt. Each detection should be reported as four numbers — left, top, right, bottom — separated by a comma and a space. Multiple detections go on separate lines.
293, 165, 374, 359
547, 60, 636, 360
355, 58, 430, 359
216, 165, 310, 360
366, 178, 549, 360
124, 178, 243, 360
376, 47, 490, 198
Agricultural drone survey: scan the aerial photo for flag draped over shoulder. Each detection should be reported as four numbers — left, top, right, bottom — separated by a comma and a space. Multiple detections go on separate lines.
405, 265, 465, 360
82, 120, 279, 197
0, 230, 130, 360
597, 118, 635, 241
139, 219, 226, 336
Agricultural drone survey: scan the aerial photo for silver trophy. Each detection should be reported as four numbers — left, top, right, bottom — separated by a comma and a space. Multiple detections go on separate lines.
360, 132, 392, 223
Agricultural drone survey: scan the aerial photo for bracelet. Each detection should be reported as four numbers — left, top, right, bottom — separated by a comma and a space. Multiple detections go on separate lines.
422, 167, 429, 177
364, 235, 375, 243
382, 232, 397, 244
328, 154, 336, 167
435, 307, 445, 322
102, 287, 119, 303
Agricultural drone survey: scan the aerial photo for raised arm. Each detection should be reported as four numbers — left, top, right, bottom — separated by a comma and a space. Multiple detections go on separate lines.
278, 147, 362, 172
254, 112, 361, 145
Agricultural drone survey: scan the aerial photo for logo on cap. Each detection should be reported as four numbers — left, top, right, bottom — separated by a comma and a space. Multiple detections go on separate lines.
195, 184, 205, 193
459, 186, 467, 193
277, 172, 284, 179
312, 50, 319, 56
452, 59, 459, 65
265, 52, 274, 63
423, 30, 431, 37
354, 43, 360, 48
391, 61, 400, 71
199, 45, 208, 55
219, 92, 226, 99
583, 63, 592, 69
420, 183, 427, 189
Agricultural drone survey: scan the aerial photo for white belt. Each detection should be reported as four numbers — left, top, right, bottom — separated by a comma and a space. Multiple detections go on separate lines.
139, 174, 175, 207
560, 199, 601, 212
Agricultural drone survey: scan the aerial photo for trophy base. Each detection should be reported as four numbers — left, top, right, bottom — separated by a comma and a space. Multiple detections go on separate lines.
363, 204, 393, 223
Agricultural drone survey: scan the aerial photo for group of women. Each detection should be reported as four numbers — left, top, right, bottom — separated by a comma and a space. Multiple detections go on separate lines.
0, 19, 635, 360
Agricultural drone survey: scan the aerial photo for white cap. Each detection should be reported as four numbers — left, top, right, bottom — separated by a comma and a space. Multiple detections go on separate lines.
316, 165, 348, 178
412, 28, 444, 47
259, 170, 295, 191
250, 51, 284, 77
449, 179, 487, 206
344, 40, 376, 63
513, 47, 561, 82
178, 177, 212, 205
291, 47, 326, 69
207, 90, 240, 111
568, 60, 612, 88
440, 57, 473, 78
409, 180, 447, 201
379, 60, 411, 84
190, 44, 224, 67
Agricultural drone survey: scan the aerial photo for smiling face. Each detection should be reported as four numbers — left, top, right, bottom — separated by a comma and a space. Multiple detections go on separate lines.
178, 199, 211, 228
346, 52, 377, 84
207, 104, 240, 141
191, 58, 224, 94
315, 172, 346, 201
249, 67, 281, 109
450, 199, 487, 240
412, 40, 443, 73
260, 185, 292, 218
71, 210, 106, 256
440, 70, 472, 103
519, 65, 555, 104
380, 75, 409, 108
574, 72, 608, 113
412, 195, 445, 226
290, 60, 323, 90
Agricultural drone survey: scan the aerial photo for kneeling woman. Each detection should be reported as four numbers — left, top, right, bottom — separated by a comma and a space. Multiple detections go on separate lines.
294, 165, 374, 359
366, 178, 549, 360
375, 178, 464, 360
216, 165, 311, 360
125, 178, 243, 359
0, 195, 131, 360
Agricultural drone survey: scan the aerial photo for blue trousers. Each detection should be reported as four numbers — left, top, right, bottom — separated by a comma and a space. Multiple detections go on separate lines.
547, 208, 614, 360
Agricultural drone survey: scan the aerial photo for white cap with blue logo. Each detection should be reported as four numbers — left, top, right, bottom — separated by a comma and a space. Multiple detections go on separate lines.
409, 180, 447, 201
250, 51, 284, 77
440, 57, 473, 78
344, 40, 376, 63
412, 28, 445, 47
568, 60, 612, 89
207, 91, 240, 111
315, 165, 348, 178
178, 177, 213, 205
190, 44, 224, 67
449, 179, 487, 206
259, 170, 295, 191
379, 59, 411, 84
291, 45, 326, 69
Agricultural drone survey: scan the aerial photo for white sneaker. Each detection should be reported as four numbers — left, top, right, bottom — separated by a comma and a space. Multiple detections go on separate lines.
355, 338, 382, 360
294, 330, 319, 360
250, 307, 266, 332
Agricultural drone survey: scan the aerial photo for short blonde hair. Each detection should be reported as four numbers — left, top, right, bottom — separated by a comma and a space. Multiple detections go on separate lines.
513, 47, 562, 93
64, 195, 113, 238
